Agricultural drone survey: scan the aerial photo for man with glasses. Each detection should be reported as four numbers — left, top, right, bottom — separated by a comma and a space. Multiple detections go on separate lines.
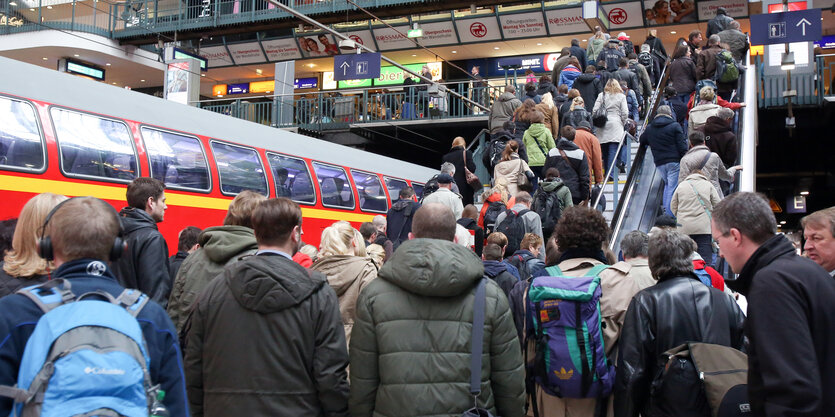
711, 192, 835, 416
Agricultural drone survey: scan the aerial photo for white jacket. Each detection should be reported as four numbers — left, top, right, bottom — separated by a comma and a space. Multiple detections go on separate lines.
671, 173, 721, 235
422, 187, 464, 219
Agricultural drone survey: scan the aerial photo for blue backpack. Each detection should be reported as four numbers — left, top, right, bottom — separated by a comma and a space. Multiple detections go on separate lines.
526, 264, 615, 400
0, 279, 156, 417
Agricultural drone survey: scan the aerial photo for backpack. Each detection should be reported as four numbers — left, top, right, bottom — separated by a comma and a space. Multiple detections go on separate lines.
507, 252, 536, 282
420, 175, 440, 201
1, 279, 156, 417
526, 265, 615, 399
531, 187, 562, 238
695, 79, 718, 102
483, 201, 507, 234
653, 343, 750, 417
638, 51, 653, 69
488, 138, 509, 170
714, 50, 739, 83
494, 208, 530, 256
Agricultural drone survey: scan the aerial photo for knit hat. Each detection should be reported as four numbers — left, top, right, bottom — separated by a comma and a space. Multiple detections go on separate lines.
656, 105, 672, 117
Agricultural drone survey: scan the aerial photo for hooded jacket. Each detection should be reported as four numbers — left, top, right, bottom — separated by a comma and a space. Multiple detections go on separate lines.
671, 173, 721, 235
532, 177, 574, 225
706, 11, 733, 38
703, 116, 738, 167
628, 59, 653, 99
718, 28, 749, 61
543, 139, 590, 204
586, 37, 607, 66
386, 199, 421, 248
349, 239, 526, 417
534, 101, 560, 138
558, 65, 582, 89
729, 234, 835, 416
167, 225, 258, 332
183, 253, 349, 417
490, 92, 523, 133
535, 81, 558, 100
639, 115, 687, 166
522, 123, 557, 167
112, 206, 171, 308
494, 154, 533, 197
483, 259, 518, 299
524, 90, 542, 104
614, 273, 745, 417
484, 130, 530, 170
572, 73, 603, 113
311, 254, 378, 346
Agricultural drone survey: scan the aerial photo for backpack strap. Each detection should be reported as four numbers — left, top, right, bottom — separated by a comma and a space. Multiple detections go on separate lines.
116, 289, 150, 318
544, 265, 563, 276
586, 264, 609, 277
15, 279, 75, 314
469, 278, 487, 408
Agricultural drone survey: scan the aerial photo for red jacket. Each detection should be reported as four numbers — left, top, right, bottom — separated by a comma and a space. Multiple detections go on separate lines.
693, 259, 724, 291
686, 94, 742, 119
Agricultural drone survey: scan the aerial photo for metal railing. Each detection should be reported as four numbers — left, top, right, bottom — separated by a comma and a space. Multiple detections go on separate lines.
756, 53, 835, 108
1, 0, 114, 37
816, 53, 835, 100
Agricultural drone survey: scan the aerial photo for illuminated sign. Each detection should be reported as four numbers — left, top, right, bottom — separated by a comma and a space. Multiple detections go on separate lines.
65, 60, 105, 81
768, 1, 806, 12
373, 62, 441, 86
250, 80, 275, 94
212, 84, 227, 96
294, 78, 318, 89
227, 83, 249, 94
407, 28, 423, 38
338, 78, 373, 89
173, 48, 208, 71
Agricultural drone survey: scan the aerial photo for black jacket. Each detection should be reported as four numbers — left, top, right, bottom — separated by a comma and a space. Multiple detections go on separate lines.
442, 146, 477, 201
572, 73, 603, 113
483, 260, 517, 301
563, 109, 594, 134
729, 235, 835, 417
535, 81, 558, 99
669, 56, 698, 97
703, 116, 738, 167
643, 35, 668, 60
386, 199, 421, 249
168, 251, 188, 281
640, 115, 687, 166
543, 139, 590, 204
614, 274, 746, 417
597, 47, 625, 72
484, 130, 529, 171
0, 263, 47, 299
183, 252, 349, 417
613, 68, 643, 102
112, 207, 171, 308
706, 12, 733, 38
456, 217, 484, 256
569, 45, 587, 71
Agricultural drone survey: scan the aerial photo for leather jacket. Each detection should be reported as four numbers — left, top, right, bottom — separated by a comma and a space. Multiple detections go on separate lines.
614, 274, 746, 417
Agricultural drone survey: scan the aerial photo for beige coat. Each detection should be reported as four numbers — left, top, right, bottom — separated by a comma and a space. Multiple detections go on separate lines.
311, 254, 378, 347
671, 173, 721, 235
494, 155, 533, 196
535, 101, 560, 138
527, 258, 639, 416
677, 145, 738, 197
625, 257, 655, 290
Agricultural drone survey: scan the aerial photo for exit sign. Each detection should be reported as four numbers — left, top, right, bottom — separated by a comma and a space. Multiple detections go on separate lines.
407, 28, 423, 38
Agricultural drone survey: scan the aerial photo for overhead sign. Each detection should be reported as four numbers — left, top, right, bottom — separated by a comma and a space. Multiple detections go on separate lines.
249, 81, 275, 94
334, 52, 382, 81
545, 8, 589, 34
814, 34, 835, 49
697, 0, 748, 20
787, 195, 807, 213
201, 45, 233, 68
373, 25, 414, 50
261, 38, 303, 61
500, 12, 547, 39
417, 21, 458, 46
407, 28, 423, 38
173, 48, 208, 71
227, 83, 249, 94
227, 42, 266, 65
294, 77, 318, 89
750, 9, 822, 46
601, 2, 644, 28
455, 16, 502, 43
342, 30, 375, 49
64, 60, 105, 81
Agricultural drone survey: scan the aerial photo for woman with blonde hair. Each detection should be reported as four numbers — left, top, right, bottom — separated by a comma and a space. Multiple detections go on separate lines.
441, 136, 477, 205
311, 220, 377, 347
593, 78, 629, 178
0, 193, 68, 298
493, 140, 535, 196
563, 96, 594, 130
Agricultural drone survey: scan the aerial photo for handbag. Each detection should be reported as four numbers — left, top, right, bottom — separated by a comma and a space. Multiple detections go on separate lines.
515, 159, 530, 188
462, 279, 495, 417
463, 150, 482, 189
592, 93, 608, 128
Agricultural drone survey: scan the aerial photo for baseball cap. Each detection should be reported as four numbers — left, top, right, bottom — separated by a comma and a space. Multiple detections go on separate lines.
437, 173, 454, 184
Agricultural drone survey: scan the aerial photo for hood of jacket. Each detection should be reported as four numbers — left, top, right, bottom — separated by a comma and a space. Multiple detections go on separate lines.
525, 90, 539, 98
498, 91, 518, 102
378, 238, 483, 297
483, 260, 508, 278
492, 130, 515, 142
225, 254, 325, 313
199, 225, 258, 264
554, 93, 568, 104
457, 217, 477, 229
650, 114, 677, 128
119, 207, 158, 234
691, 103, 720, 116
525, 122, 551, 138
728, 234, 795, 295
539, 177, 567, 192
391, 198, 416, 212
311, 254, 376, 296
556, 138, 580, 151
703, 116, 731, 134
573, 73, 597, 84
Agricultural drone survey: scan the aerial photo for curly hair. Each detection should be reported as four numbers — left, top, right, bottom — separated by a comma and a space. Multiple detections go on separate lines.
554, 206, 610, 252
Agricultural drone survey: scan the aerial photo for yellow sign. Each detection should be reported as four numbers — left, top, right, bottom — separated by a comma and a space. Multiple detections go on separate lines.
249, 80, 274, 94
769, 199, 783, 213
212, 84, 227, 96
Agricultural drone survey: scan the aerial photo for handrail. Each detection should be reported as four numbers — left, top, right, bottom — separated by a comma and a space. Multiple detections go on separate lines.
739, 44, 757, 192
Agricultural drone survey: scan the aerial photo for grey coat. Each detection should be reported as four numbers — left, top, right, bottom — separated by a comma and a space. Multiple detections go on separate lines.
677, 145, 739, 197
489, 92, 522, 133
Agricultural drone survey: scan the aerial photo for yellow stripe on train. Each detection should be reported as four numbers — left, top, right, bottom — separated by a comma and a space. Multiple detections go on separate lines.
0, 174, 377, 223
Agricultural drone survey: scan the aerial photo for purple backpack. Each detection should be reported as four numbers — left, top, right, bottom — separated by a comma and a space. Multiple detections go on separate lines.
526, 264, 615, 400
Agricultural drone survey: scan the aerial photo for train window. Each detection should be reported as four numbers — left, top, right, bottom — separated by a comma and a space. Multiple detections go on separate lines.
384, 177, 409, 202
210, 141, 268, 196
51, 108, 137, 181
141, 127, 210, 192
312, 162, 354, 210
0, 97, 44, 172
352, 170, 387, 213
412, 182, 425, 198
266, 152, 315, 204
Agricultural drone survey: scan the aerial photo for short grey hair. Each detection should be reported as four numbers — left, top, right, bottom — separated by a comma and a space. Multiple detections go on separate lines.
515, 191, 532, 205
801, 207, 835, 238
621, 230, 649, 259
440, 162, 456, 175
708, 34, 721, 45
648, 229, 697, 280
506, 84, 517, 94
717, 107, 735, 120
713, 192, 776, 245
372, 214, 386, 231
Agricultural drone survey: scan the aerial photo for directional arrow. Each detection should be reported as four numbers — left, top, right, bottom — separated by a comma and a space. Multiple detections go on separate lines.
796, 17, 811, 36
340, 61, 350, 76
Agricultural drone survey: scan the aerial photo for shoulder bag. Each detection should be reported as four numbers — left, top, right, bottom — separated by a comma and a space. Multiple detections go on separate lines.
462, 279, 494, 417
463, 150, 482, 189
516, 159, 530, 188
592, 93, 608, 128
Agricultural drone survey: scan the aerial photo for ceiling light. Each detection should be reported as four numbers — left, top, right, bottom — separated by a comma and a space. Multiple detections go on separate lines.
140, 79, 145, 82
451, 50, 457, 54
46, 5, 52, 8
112, 82, 117, 85
42, 57, 48, 61
217, 94, 223, 98
308, 63, 315, 68
494, 46, 500, 50
780, 220, 787, 224
201, 73, 206, 77
29, 8, 34, 11
106, 63, 111, 66
536, 43, 542, 46
9, 1, 17, 6
338, 39, 357, 51
255, 69, 262, 75
411, 54, 417, 57
800, 190, 810, 196
73, 54, 79, 57
582, 39, 586, 42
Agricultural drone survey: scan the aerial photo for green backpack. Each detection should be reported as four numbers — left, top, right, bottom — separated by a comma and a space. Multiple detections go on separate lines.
714, 50, 739, 84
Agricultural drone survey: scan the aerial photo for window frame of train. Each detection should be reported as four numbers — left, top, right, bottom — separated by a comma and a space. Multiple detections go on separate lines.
265, 151, 317, 206
311, 161, 356, 211
383, 176, 409, 205
140, 126, 212, 194
351, 169, 389, 214
49, 106, 139, 184
411, 182, 425, 198
0, 95, 46, 174
209, 139, 269, 197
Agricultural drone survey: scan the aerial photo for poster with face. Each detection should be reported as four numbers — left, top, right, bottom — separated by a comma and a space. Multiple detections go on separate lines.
298, 34, 340, 57
643, 0, 696, 25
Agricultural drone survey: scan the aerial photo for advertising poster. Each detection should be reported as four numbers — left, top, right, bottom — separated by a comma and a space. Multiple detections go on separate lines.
500, 12, 547, 39
262, 38, 302, 61
374, 62, 442, 86
299, 33, 340, 57
455, 16, 502, 43
642, 0, 697, 25
322, 71, 337, 90
341, 30, 376, 50
545, 8, 589, 34
201, 45, 233, 68
601, 2, 645, 28
697, 0, 748, 20
227, 42, 266, 65
165, 62, 190, 105
373, 25, 414, 50
418, 21, 458, 46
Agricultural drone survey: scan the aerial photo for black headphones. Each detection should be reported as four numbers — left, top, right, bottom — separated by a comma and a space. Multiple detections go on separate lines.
38, 197, 127, 262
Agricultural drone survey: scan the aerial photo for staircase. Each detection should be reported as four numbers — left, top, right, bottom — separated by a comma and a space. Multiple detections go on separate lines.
600, 138, 640, 222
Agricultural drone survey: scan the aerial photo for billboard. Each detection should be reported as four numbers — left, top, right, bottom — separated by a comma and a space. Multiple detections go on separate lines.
500, 12, 548, 39
227, 42, 266, 65
545, 8, 589, 34
262, 38, 303, 61
455, 16, 502, 43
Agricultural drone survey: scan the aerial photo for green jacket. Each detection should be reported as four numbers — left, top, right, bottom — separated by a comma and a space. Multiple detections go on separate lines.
349, 239, 525, 417
522, 123, 556, 167
167, 225, 258, 333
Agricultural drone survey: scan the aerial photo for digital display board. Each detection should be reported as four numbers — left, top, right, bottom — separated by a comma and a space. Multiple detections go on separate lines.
65, 60, 105, 81
294, 77, 318, 89
227, 83, 249, 94
173, 48, 208, 71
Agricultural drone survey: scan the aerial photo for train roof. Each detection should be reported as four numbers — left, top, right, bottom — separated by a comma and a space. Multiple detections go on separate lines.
0, 56, 437, 182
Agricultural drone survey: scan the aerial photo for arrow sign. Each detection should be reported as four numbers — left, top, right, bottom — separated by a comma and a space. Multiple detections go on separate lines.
333, 53, 381, 81
750, 8, 822, 46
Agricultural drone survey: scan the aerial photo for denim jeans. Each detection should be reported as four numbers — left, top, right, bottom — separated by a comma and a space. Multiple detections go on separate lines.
602, 142, 619, 179
656, 162, 680, 216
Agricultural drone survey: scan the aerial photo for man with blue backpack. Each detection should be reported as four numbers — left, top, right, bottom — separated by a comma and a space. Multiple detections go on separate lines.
515, 206, 637, 416
0, 197, 188, 417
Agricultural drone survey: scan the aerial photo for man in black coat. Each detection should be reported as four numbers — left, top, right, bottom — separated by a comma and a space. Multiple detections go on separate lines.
712, 192, 835, 416
386, 186, 421, 250
639, 105, 686, 216
706, 7, 733, 38
112, 177, 172, 307
703, 108, 738, 167
613, 58, 643, 104
569, 38, 587, 72
168, 225, 201, 280
572, 66, 603, 113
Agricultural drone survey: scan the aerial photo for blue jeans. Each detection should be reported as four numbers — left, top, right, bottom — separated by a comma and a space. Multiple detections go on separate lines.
656, 162, 680, 216
602, 142, 619, 179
